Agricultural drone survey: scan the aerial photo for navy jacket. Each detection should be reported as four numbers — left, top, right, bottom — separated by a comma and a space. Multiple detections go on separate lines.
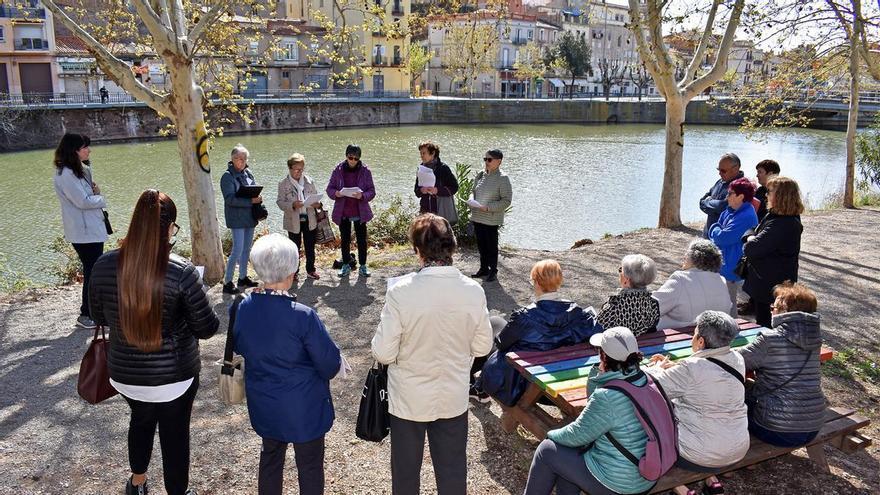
233, 292, 341, 443
477, 299, 602, 406
220, 163, 259, 229
700, 171, 744, 238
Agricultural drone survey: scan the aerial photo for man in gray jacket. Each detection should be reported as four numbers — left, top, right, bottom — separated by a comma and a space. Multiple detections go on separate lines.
699, 152, 744, 238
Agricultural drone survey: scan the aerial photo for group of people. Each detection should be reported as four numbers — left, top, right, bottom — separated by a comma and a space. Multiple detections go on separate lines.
52, 131, 824, 495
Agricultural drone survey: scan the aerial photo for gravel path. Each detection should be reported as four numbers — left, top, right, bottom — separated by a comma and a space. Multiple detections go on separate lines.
1, 208, 878, 494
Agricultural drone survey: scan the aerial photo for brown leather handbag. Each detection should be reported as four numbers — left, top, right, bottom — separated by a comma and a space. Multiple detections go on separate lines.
77, 326, 118, 404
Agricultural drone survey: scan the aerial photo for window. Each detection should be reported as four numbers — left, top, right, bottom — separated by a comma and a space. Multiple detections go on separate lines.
539, 29, 545, 42
248, 41, 259, 54
282, 70, 290, 78
0, 26, 4, 42
502, 48, 510, 67
280, 41, 298, 61
528, 30, 533, 40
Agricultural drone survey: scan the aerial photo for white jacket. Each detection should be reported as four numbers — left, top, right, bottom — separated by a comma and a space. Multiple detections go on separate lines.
646, 347, 749, 467
652, 269, 734, 330
53, 166, 108, 244
372, 266, 494, 422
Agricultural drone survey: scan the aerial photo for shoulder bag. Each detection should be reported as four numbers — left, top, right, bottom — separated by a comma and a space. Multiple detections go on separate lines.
733, 255, 748, 279
77, 325, 118, 404
314, 207, 337, 245
219, 295, 246, 405
437, 195, 458, 225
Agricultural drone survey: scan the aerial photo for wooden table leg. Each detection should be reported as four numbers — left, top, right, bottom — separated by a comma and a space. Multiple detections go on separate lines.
500, 383, 553, 438
806, 443, 830, 473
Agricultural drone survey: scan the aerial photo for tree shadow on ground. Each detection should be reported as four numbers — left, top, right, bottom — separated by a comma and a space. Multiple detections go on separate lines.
470, 403, 534, 494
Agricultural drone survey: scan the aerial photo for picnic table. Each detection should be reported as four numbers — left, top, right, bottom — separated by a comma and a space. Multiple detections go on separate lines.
498, 320, 872, 491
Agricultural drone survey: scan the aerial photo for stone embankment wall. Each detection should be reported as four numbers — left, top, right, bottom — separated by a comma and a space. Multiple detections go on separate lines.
0, 98, 868, 151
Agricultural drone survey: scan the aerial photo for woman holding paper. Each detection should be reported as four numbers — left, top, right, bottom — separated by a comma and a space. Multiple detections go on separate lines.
326, 144, 376, 277
414, 141, 459, 217
469, 149, 512, 282
220, 144, 263, 294
277, 153, 322, 281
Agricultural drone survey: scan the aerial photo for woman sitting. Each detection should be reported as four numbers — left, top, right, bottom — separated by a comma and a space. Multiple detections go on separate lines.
647, 311, 749, 495
233, 234, 342, 495
597, 254, 660, 336
737, 282, 824, 447
524, 326, 653, 495
477, 259, 602, 406
652, 240, 733, 330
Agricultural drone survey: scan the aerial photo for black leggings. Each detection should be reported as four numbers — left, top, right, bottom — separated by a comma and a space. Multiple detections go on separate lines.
473, 222, 499, 273
122, 377, 199, 495
288, 220, 317, 274
72, 242, 104, 317
258, 435, 325, 495
340, 218, 368, 265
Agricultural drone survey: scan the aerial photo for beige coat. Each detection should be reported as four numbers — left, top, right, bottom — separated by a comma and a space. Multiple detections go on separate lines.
372, 266, 494, 422
276, 174, 319, 234
646, 347, 749, 468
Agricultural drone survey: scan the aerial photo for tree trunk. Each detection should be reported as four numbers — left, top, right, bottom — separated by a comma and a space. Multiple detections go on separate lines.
169, 65, 225, 283
844, 4, 861, 209
658, 97, 686, 228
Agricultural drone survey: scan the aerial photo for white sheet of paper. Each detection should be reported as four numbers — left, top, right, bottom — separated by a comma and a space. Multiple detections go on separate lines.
340, 187, 363, 197
304, 193, 323, 206
417, 166, 436, 188
466, 198, 483, 209
195, 266, 205, 279
336, 354, 353, 380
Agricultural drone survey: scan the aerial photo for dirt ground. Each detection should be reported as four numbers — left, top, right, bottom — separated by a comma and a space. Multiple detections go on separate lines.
0, 208, 878, 495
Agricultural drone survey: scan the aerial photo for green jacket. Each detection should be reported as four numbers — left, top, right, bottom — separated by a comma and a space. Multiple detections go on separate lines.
547, 367, 653, 494
469, 169, 512, 226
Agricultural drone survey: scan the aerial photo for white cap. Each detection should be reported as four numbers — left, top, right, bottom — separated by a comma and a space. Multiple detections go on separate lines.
589, 327, 639, 362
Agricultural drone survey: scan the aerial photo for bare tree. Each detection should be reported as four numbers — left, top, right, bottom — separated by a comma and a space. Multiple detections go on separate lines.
627, 62, 652, 101
627, 0, 745, 227
596, 58, 625, 100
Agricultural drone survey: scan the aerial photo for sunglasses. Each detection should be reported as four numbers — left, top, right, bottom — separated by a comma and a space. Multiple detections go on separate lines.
483, 157, 494, 162
618, 266, 623, 273
346, 155, 359, 161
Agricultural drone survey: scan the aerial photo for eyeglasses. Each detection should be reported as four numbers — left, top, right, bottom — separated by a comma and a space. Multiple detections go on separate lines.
171, 222, 180, 237
717, 167, 732, 173
483, 157, 494, 162
617, 266, 623, 273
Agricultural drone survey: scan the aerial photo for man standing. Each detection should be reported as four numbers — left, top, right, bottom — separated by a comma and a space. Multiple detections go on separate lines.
99, 86, 109, 104
754, 159, 780, 222
700, 152, 744, 238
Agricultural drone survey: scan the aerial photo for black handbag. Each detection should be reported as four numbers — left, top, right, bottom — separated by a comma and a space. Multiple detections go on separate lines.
733, 255, 748, 279
102, 210, 113, 235
355, 363, 390, 442
251, 203, 269, 222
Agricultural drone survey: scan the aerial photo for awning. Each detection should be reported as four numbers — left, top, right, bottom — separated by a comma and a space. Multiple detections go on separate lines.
563, 78, 589, 86
548, 78, 565, 88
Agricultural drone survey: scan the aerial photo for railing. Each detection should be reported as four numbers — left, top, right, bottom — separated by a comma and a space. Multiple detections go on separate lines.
0, 6, 45, 18
373, 55, 387, 66
392, 56, 402, 66
14, 39, 49, 50
511, 37, 528, 45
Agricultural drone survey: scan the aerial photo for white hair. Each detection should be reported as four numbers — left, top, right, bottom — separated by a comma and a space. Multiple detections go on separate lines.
621, 254, 657, 289
231, 143, 249, 159
250, 233, 299, 284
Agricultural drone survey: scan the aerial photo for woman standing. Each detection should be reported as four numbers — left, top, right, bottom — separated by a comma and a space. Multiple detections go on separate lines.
326, 145, 376, 278
234, 234, 341, 495
468, 149, 512, 282
372, 214, 493, 495
709, 177, 758, 314
220, 144, 263, 294
742, 176, 804, 327
414, 141, 458, 215
89, 190, 219, 495
53, 133, 107, 329
276, 153, 321, 281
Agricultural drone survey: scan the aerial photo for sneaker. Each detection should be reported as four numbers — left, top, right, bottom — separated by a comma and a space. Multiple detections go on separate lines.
76, 315, 97, 329
359, 265, 371, 277
338, 263, 351, 277
125, 477, 148, 495
222, 282, 240, 294
307, 271, 321, 280
184, 490, 197, 495
471, 269, 489, 278
237, 277, 258, 288
484, 272, 498, 282
469, 385, 491, 404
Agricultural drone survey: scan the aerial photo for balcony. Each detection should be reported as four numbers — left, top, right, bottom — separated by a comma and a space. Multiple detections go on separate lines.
373, 55, 387, 66
14, 38, 49, 50
0, 6, 46, 19
391, 4, 404, 15
511, 37, 528, 46
391, 56, 402, 66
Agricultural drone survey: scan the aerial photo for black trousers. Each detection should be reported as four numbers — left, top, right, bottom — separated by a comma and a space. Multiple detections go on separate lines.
122, 377, 199, 495
473, 222, 499, 274
390, 412, 468, 495
288, 219, 317, 274
340, 217, 368, 265
755, 300, 772, 327
258, 435, 325, 495
73, 242, 104, 317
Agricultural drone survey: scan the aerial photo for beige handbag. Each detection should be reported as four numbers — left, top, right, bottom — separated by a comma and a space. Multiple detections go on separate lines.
219, 295, 246, 405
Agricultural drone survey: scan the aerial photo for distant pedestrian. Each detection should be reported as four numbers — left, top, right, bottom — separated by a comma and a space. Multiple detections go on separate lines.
276, 153, 322, 282
468, 149, 512, 282
699, 152, 744, 238
326, 144, 376, 277
100, 86, 109, 104
52, 133, 107, 329
220, 144, 263, 294
709, 177, 758, 314
89, 190, 219, 495
754, 159, 780, 222
414, 141, 458, 216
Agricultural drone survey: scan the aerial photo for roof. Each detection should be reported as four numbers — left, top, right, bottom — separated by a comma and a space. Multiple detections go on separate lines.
267, 19, 327, 36
55, 35, 91, 55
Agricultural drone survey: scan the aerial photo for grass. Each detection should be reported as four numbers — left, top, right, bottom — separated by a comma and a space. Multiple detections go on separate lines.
822, 348, 880, 385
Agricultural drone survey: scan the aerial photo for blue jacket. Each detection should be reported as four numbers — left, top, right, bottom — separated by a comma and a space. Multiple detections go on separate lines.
700, 171, 744, 238
233, 292, 341, 443
220, 163, 259, 229
477, 299, 602, 406
548, 367, 653, 494
709, 202, 758, 282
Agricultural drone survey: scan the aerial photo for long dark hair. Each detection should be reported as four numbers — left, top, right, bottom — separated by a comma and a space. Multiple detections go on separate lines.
117, 190, 176, 352
54, 133, 90, 178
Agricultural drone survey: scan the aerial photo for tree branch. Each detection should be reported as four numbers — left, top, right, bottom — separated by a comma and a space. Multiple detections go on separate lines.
627, 0, 670, 97
41, 0, 171, 114
684, 0, 722, 84
130, 0, 176, 51
150, 0, 174, 32
684, 0, 745, 100
190, 0, 233, 55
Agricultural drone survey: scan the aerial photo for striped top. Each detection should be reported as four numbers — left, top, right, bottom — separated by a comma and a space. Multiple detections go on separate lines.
470, 168, 513, 226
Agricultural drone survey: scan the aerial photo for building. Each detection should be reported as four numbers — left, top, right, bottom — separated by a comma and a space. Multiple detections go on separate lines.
0, 0, 58, 101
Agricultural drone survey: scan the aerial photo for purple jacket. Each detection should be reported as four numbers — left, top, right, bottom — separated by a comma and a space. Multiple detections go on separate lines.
326, 161, 376, 225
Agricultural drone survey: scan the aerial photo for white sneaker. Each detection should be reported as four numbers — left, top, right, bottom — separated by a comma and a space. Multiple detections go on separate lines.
76, 315, 97, 329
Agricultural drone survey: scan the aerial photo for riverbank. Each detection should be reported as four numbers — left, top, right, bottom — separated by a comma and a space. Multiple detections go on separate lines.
1, 207, 878, 494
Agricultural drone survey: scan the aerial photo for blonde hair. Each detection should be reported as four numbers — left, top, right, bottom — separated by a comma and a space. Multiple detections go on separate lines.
767, 176, 804, 216
530, 259, 564, 292
287, 153, 305, 169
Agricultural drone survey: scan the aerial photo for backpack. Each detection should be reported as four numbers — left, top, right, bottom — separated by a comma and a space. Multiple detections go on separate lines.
601, 371, 678, 482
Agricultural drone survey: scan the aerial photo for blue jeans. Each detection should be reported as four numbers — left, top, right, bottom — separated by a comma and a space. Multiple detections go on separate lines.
225, 227, 254, 283
748, 417, 818, 448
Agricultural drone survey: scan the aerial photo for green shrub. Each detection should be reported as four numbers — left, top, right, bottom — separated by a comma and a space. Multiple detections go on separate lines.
49, 236, 82, 284
371, 195, 419, 245
454, 162, 476, 244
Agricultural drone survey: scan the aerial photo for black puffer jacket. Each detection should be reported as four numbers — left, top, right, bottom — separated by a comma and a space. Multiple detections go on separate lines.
742, 213, 802, 303
738, 311, 825, 433
89, 250, 219, 386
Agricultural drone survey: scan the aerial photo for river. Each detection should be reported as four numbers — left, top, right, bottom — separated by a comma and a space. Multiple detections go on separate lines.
1, 123, 846, 283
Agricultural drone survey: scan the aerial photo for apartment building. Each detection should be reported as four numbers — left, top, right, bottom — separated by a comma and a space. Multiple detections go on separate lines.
0, 0, 57, 99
